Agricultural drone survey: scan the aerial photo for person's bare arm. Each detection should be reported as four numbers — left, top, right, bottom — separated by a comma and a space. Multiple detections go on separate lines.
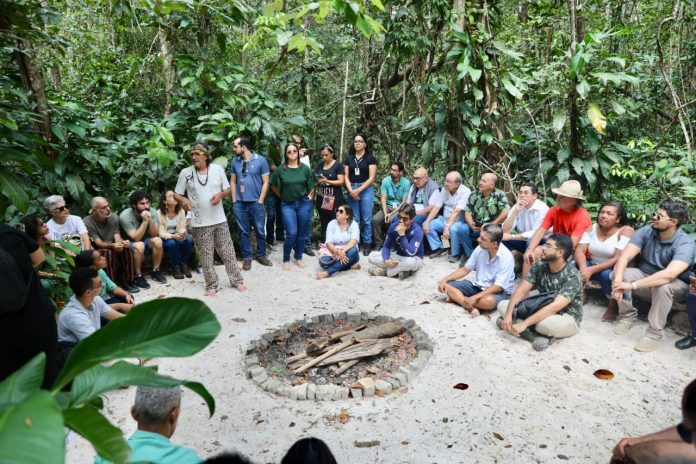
259, 173, 270, 203
438, 267, 470, 292
502, 206, 519, 233
80, 233, 92, 250
380, 192, 388, 217
30, 247, 45, 267
491, 207, 510, 225
230, 173, 237, 203
500, 280, 533, 331
612, 426, 683, 462
104, 309, 125, 321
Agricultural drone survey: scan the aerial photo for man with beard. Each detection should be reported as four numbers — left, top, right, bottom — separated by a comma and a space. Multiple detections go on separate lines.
612, 201, 695, 352
174, 142, 246, 296
372, 161, 410, 250
498, 233, 583, 351
119, 191, 166, 287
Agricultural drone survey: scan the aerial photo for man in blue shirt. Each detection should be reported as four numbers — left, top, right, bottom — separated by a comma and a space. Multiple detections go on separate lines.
95, 386, 203, 464
367, 204, 424, 279
372, 161, 411, 249
230, 135, 272, 270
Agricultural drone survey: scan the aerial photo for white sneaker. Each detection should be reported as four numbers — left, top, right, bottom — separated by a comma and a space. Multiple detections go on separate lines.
634, 336, 661, 352
613, 319, 636, 335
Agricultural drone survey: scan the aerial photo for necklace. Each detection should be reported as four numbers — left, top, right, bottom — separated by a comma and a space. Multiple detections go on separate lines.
195, 167, 209, 186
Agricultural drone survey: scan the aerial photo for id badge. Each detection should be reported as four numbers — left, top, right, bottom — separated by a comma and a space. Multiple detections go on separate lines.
240, 184, 246, 193
354, 167, 360, 176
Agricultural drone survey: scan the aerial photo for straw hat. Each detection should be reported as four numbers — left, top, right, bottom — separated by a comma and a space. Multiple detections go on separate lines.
551, 180, 585, 200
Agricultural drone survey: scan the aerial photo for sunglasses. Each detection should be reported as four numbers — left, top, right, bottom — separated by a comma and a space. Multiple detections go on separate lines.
413, 176, 423, 181
242, 161, 248, 176
52, 205, 68, 212
337, 209, 346, 214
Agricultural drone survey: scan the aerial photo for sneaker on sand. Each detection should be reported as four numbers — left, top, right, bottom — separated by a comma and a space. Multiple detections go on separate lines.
448, 255, 460, 264
152, 269, 167, 284
369, 266, 387, 277
459, 254, 468, 268
124, 282, 140, 293
242, 260, 252, 271
613, 319, 636, 335
429, 248, 446, 259
256, 256, 273, 267
303, 246, 315, 257
532, 335, 552, 352
181, 263, 192, 278
634, 336, 661, 352
172, 265, 184, 280
134, 274, 150, 289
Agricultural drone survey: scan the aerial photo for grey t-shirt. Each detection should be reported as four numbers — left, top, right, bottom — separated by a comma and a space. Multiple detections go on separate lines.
83, 214, 120, 243
119, 207, 160, 239
630, 226, 696, 282
57, 295, 111, 343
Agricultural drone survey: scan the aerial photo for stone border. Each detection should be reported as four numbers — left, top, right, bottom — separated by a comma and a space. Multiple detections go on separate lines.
244, 312, 434, 401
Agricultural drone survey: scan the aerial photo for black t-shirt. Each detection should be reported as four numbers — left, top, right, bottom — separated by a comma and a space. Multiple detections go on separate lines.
344, 153, 378, 183
0, 224, 58, 387
315, 161, 345, 206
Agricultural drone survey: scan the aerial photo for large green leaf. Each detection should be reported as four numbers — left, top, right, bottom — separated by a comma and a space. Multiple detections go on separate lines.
0, 171, 29, 210
69, 362, 215, 416
53, 298, 220, 391
0, 353, 45, 407
0, 391, 64, 464
64, 406, 130, 464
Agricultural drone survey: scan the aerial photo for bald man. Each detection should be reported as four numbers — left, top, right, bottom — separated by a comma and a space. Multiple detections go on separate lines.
422, 171, 471, 261
455, 172, 510, 260
403, 167, 440, 226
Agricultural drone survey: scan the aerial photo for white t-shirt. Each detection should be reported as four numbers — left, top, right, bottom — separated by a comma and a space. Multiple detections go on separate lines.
508, 199, 549, 238
580, 223, 630, 264
433, 184, 471, 220
175, 164, 230, 228
47, 215, 88, 240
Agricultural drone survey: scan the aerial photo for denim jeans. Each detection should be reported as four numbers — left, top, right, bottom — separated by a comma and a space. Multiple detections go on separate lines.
687, 293, 696, 338
305, 206, 315, 246
233, 201, 267, 260
319, 247, 360, 276
265, 193, 284, 242
163, 236, 193, 266
425, 216, 467, 256
348, 183, 374, 246
502, 239, 528, 253
281, 198, 312, 262
453, 223, 480, 257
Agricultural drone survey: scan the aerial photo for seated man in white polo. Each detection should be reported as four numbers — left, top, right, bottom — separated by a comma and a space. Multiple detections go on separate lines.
438, 223, 514, 317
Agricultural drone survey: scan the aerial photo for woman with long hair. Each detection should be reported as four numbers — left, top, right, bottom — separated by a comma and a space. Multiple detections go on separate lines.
271, 142, 317, 270
158, 190, 193, 279
316, 204, 361, 279
314, 143, 345, 242
574, 201, 634, 322
343, 132, 377, 256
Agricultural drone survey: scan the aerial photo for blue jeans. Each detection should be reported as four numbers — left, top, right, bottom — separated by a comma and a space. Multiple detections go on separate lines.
265, 193, 284, 242
319, 247, 360, 276
425, 216, 467, 256
163, 236, 193, 266
687, 293, 696, 338
281, 198, 312, 262
348, 183, 374, 246
502, 239, 528, 253
305, 206, 314, 246
584, 259, 613, 298
233, 201, 267, 260
453, 223, 480, 258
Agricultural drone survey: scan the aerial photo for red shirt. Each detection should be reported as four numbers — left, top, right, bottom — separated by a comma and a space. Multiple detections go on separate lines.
540, 206, 591, 237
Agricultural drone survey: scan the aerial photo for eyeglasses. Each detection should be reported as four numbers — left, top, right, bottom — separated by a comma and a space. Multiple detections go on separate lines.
242, 161, 248, 176
90, 281, 105, 290
413, 176, 423, 181
52, 205, 68, 212
398, 215, 411, 222
653, 212, 670, 221
190, 151, 204, 158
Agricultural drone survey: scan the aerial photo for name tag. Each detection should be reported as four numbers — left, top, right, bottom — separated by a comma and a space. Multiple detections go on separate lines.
240, 184, 246, 193
354, 167, 360, 175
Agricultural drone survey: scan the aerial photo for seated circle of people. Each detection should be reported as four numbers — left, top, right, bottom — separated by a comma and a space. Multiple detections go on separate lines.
74, 250, 135, 314
498, 233, 583, 351
423, 171, 472, 265
174, 142, 246, 296
119, 190, 167, 287
372, 160, 410, 250
522, 179, 591, 278
230, 134, 273, 270
158, 190, 194, 279
83, 196, 138, 293
316, 205, 361, 280
405, 167, 440, 225
57, 267, 124, 364
611, 200, 696, 352
367, 204, 424, 279
610, 377, 696, 463
573, 201, 634, 322
458, 172, 510, 261
438, 223, 514, 317
94, 386, 203, 464
501, 181, 549, 253
44, 194, 92, 251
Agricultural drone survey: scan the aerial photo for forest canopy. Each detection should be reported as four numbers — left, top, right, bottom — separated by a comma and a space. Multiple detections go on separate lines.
1, 0, 694, 228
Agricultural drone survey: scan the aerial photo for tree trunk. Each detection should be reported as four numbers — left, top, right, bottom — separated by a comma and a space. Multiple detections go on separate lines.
158, 25, 176, 117
567, 0, 581, 159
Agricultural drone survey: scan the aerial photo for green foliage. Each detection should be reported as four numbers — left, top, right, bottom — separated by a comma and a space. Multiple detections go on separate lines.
0, 297, 220, 463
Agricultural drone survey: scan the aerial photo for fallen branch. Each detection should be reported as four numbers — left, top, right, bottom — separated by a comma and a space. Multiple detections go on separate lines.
333, 359, 360, 376
293, 338, 356, 374
329, 324, 367, 341
339, 322, 405, 342
317, 338, 397, 366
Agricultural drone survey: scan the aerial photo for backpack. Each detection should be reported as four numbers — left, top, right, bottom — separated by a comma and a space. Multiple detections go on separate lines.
0, 246, 30, 314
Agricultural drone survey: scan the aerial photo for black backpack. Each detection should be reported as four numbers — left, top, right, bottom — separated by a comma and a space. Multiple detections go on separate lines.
0, 246, 30, 314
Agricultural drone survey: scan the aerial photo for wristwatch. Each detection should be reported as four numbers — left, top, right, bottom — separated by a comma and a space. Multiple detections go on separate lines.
631, 282, 638, 290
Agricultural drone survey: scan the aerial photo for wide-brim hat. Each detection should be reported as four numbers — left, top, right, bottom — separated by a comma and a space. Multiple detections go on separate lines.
551, 180, 585, 200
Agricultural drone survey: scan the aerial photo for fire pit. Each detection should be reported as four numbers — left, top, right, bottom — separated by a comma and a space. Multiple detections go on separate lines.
244, 312, 434, 400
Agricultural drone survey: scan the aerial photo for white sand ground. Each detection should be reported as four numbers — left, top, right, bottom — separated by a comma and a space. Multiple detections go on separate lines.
66, 247, 696, 463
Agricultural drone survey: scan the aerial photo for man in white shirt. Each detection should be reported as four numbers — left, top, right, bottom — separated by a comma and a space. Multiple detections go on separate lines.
422, 171, 471, 263
438, 223, 515, 317
502, 182, 549, 253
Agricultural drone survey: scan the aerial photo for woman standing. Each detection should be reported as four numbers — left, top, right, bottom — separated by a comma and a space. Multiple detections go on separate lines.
158, 190, 193, 279
271, 142, 316, 270
316, 205, 361, 279
343, 132, 377, 256
315, 144, 345, 242
574, 201, 634, 322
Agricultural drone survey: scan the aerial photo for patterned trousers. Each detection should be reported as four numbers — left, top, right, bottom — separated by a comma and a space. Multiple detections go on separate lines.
191, 222, 243, 291
97, 247, 135, 284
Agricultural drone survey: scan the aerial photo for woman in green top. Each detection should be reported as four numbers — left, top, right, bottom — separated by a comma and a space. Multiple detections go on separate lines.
75, 250, 134, 313
270, 142, 316, 269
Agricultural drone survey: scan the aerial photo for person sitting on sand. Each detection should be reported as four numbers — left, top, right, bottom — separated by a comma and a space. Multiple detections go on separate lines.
497, 233, 583, 351
316, 205, 361, 279
367, 204, 424, 279
438, 223, 514, 317
74, 250, 134, 314
610, 377, 696, 463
